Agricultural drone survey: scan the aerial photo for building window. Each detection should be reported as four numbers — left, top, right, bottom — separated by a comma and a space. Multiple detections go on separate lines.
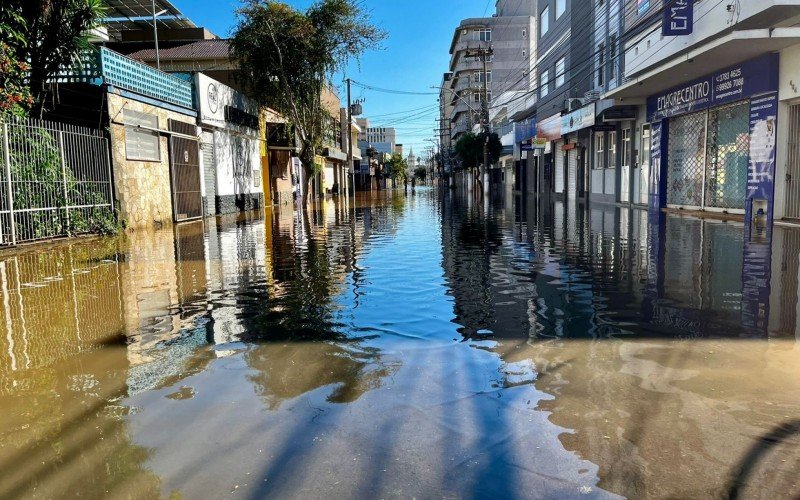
608, 130, 617, 168
594, 132, 605, 169
523, 29, 527, 38
609, 34, 618, 82
637, 0, 650, 15
486, 70, 492, 83
556, 0, 566, 18
555, 57, 566, 87
541, 6, 550, 36
597, 43, 605, 87
522, 49, 526, 57
622, 128, 631, 166
476, 29, 492, 42
124, 109, 160, 161
540, 69, 550, 98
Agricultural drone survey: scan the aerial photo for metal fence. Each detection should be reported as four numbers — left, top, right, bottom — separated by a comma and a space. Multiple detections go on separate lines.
0, 118, 114, 245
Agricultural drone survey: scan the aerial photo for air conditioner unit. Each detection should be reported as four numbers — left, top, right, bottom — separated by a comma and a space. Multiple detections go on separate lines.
584, 90, 601, 102
568, 98, 585, 111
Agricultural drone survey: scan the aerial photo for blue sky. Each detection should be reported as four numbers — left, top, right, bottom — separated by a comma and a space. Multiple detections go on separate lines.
179, 0, 491, 155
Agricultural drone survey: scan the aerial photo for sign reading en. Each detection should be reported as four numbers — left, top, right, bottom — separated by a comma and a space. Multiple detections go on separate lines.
663, 0, 693, 36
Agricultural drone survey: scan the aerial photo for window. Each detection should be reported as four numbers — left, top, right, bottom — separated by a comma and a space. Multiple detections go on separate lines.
555, 57, 566, 87
622, 129, 631, 166
609, 34, 618, 81
486, 70, 492, 83
522, 49, 526, 57
540, 6, 550, 36
124, 109, 160, 161
487, 92, 492, 103
637, 0, 650, 15
556, 0, 566, 18
540, 69, 550, 98
476, 29, 492, 42
594, 132, 605, 169
523, 29, 527, 38
597, 43, 605, 86
608, 130, 617, 168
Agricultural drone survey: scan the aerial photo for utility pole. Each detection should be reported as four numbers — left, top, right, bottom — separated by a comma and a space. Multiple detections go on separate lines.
465, 47, 493, 194
152, 0, 161, 70
481, 48, 490, 194
346, 78, 354, 197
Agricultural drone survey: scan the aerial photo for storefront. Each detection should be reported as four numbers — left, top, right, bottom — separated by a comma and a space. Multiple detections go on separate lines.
195, 73, 264, 215
536, 114, 562, 197
560, 103, 594, 201
648, 54, 779, 230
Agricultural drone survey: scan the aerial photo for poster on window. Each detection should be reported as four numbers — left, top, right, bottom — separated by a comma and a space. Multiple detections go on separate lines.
746, 92, 778, 231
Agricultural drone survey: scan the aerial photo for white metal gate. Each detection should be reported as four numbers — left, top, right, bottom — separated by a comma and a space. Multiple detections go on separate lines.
785, 104, 800, 219
567, 148, 577, 199
201, 131, 216, 216
554, 141, 565, 194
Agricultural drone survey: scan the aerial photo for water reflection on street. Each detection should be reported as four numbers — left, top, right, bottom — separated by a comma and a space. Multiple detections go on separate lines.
1, 189, 800, 498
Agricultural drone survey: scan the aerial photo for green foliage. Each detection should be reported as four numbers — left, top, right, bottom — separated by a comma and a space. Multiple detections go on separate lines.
232, 0, 386, 193
454, 132, 503, 171
1, 0, 105, 114
414, 166, 427, 181
0, 11, 33, 117
7, 126, 120, 239
384, 153, 408, 181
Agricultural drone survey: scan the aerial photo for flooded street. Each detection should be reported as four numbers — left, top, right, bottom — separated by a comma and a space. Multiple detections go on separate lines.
2, 189, 800, 499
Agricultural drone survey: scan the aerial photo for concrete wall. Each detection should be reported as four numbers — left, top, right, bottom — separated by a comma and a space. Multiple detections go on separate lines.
107, 92, 196, 229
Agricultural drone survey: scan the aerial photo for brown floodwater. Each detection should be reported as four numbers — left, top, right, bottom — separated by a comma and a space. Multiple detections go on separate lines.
1, 189, 800, 499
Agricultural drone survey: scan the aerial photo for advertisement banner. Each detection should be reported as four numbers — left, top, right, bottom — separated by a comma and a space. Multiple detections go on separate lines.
663, 0, 694, 36
561, 103, 595, 134
514, 119, 537, 143
537, 114, 562, 141
745, 92, 778, 234
646, 53, 779, 122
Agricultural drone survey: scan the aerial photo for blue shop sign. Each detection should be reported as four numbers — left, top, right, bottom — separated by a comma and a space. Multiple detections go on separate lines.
647, 53, 778, 122
514, 119, 537, 143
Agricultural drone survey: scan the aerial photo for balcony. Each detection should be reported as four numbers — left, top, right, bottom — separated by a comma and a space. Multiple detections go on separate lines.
57, 47, 194, 110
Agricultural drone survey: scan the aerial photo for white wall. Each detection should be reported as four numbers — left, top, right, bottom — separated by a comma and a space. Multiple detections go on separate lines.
625, 1, 788, 76
213, 131, 262, 197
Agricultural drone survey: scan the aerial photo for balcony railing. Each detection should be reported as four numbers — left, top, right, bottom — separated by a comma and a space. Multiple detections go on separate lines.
57, 47, 194, 110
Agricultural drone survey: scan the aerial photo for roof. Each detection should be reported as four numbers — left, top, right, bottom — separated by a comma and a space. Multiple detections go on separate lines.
127, 39, 231, 60
102, 0, 196, 41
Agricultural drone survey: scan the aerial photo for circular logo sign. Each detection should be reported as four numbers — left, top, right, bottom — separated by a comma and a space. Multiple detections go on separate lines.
207, 83, 219, 114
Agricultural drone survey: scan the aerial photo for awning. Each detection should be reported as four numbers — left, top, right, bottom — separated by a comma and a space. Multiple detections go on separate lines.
607, 28, 800, 101
323, 148, 348, 162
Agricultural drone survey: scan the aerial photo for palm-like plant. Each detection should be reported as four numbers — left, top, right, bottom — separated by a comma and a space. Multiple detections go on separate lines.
1, 0, 105, 117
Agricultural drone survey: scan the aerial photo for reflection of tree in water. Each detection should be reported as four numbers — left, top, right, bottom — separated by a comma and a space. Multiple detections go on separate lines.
239, 200, 404, 407
246, 342, 398, 409
442, 194, 507, 339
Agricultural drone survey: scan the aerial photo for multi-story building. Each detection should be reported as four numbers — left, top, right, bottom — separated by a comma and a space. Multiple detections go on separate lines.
533, 0, 595, 201
446, 1, 536, 190
488, 1, 537, 190
605, 2, 800, 229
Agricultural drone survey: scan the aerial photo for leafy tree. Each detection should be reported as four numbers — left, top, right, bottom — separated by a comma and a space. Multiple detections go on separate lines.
1, 0, 105, 116
385, 153, 408, 182
0, 11, 33, 117
454, 132, 502, 171
414, 166, 427, 181
232, 0, 386, 198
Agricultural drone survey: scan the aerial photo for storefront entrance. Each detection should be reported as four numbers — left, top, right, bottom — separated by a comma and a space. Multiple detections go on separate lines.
666, 101, 750, 213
